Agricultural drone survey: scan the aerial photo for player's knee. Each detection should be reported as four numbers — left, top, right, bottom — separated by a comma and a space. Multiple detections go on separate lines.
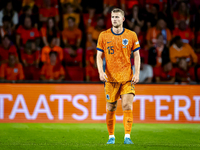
122, 103, 132, 111
107, 104, 117, 111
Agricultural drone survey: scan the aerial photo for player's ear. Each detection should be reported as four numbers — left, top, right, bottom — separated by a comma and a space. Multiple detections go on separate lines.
123, 17, 125, 22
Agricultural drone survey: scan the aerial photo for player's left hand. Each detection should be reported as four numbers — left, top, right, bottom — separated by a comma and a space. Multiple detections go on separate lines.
132, 74, 139, 84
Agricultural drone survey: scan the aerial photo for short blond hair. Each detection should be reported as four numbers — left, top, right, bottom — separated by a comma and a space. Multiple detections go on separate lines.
111, 8, 125, 17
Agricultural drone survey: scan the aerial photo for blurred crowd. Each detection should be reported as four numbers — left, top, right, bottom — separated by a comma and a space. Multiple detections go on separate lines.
0, 0, 200, 84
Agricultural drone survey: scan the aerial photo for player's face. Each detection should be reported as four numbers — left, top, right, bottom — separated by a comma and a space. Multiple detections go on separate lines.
111, 12, 124, 28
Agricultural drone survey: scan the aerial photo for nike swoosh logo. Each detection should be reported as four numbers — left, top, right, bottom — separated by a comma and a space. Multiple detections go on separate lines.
107, 41, 112, 43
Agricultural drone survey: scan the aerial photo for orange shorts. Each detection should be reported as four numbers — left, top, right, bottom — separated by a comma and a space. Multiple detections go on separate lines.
104, 81, 135, 103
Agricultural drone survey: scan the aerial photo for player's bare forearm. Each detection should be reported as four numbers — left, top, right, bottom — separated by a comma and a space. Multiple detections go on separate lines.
96, 51, 107, 82
134, 50, 140, 76
96, 51, 104, 74
132, 50, 140, 84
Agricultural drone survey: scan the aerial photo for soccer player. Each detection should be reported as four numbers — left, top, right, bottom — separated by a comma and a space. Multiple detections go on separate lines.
96, 8, 140, 144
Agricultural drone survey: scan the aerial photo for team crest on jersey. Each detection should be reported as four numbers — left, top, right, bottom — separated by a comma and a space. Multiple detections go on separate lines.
106, 94, 110, 100
122, 39, 128, 48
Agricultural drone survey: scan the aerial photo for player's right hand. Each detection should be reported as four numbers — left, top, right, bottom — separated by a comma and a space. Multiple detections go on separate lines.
99, 72, 107, 82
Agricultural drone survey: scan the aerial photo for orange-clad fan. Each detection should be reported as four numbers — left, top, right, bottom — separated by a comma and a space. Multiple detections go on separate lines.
173, 1, 190, 27
16, 16, 40, 48
62, 16, 82, 48
22, 0, 58, 8
62, 16, 83, 81
62, 3, 80, 29
172, 20, 194, 47
0, 35, 18, 65
85, 50, 100, 82
60, 0, 82, 12
41, 36, 63, 64
40, 17, 60, 46
176, 58, 196, 83
0, 16, 13, 38
145, 0, 167, 11
86, 16, 105, 50
169, 36, 198, 65
146, 19, 171, 48
154, 61, 176, 83
40, 51, 65, 81
83, 6, 99, 30
21, 40, 40, 80
39, 0, 59, 25
0, 54, 24, 81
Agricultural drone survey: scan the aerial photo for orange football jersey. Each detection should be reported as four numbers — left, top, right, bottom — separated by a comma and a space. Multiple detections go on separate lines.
97, 28, 140, 82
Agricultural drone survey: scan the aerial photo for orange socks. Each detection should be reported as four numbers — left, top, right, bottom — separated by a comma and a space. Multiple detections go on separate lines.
123, 110, 133, 135
106, 110, 116, 135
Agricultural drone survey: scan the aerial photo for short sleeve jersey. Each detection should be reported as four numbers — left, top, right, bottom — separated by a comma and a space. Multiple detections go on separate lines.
97, 28, 140, 82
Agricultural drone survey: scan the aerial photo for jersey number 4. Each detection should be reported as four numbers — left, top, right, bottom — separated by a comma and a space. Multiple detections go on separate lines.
107, 46, 114, 54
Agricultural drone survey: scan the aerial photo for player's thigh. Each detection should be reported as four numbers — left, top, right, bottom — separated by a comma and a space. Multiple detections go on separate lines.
104, 82, 121, 103
120, 82, 135, 110
121, 94, 134, 110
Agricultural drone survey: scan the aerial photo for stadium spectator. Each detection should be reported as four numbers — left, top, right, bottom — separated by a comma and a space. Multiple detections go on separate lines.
154, 60, 176, 83
173, 1, 190, 27
133, 25, 144, 48
146, 19, 171, 48
62, 3, 80, 29
0, 54, 24, 81
21, 40, 40, 80
0, 16, 13, 39
39, 0, 59, 25
40, 51, 65, 82
85, 52, 100, 82
146, 4, 166, 28
145, 0, 167, 11
35, 0, 58, 8
176, 58, 196, 83
41, 17, 60, 46
22, 0, 35, 8
62, 17, 83, 81
103, 0, 126, 15
0, 35, 18, 65
126, 5, 144, 30
83, 6, 98, 30
41, 36, 63, 64
172, 20, 194, 47
169, 36, 198, 65
124, 0, 139, 13
0, 1, 18, 30
62, 17, 82, 49
19, 5, 38, 29
60, 0, 82, 12
86, 16, 105, 50
148, 34, 170, 67
133, 57, 153, 83
16, 16, 40, 49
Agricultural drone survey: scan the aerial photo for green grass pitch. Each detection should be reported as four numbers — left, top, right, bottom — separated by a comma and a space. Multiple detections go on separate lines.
0, 123, 200, 150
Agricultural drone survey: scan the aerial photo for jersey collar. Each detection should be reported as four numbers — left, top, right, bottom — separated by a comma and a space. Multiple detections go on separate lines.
111, 28, 125, 35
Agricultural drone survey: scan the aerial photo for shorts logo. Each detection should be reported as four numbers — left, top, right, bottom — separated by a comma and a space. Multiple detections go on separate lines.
106, 94, 110, 100
122, 39, 128, 48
